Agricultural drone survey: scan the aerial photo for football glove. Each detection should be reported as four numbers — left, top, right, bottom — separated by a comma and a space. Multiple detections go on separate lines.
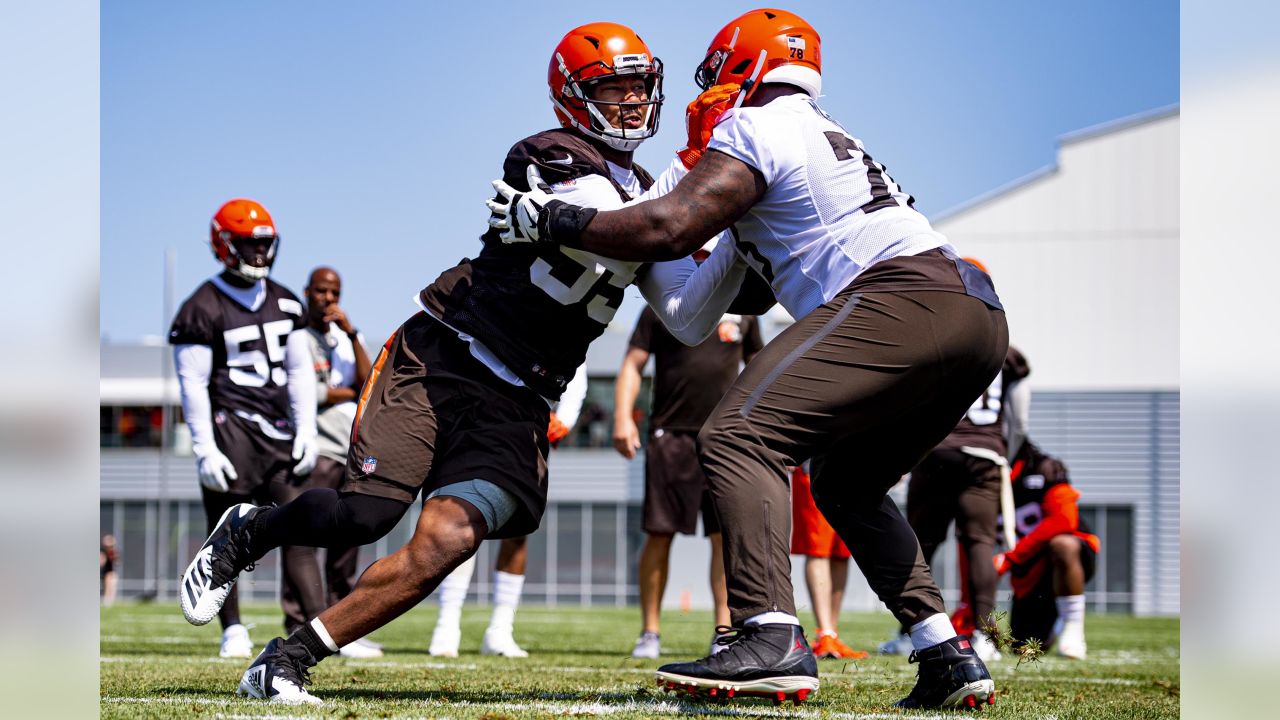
291, 434, 318, 476
992, 552, 1013, 576
676, 83, 739, 170
195, 448, 238, 493
547, 412, 570, 446
487, 165, 556, 243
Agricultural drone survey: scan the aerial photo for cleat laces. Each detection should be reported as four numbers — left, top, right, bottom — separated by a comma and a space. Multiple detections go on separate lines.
209, 521, 256, 589
270, 643, 316, 690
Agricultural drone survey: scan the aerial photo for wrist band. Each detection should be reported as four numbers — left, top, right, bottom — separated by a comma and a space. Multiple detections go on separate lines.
540, 200, 597, 248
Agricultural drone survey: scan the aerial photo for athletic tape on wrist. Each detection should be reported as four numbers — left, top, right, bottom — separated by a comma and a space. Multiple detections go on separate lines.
541, 200, 597, 248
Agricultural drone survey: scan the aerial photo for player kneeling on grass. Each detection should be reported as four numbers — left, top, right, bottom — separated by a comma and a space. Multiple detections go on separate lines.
177, 22, 758, 705
491, 8, 1006, 710
994, 440, 1099, 659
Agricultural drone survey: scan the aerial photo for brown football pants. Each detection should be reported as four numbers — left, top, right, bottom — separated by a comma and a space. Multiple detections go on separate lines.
908, 449, 1003, 627
696, 287, 1007, 627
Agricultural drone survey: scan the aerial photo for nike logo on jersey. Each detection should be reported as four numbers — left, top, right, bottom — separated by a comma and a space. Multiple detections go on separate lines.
546, 153, 574, 166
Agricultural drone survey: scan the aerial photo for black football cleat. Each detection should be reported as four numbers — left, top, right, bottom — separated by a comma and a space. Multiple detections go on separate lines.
179, 503, 265, 625
655, 624, 818, 705
895, 635, 996, 709
237, 637, 322, 705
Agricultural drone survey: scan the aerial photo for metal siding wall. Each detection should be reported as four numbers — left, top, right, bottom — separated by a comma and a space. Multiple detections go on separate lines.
1028, 391, 1180, 615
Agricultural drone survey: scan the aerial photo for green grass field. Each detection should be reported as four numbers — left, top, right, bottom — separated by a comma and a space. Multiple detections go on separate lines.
101, 603, 1179, 718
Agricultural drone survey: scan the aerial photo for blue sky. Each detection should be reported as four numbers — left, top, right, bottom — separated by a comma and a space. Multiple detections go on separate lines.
101, 1, 1178, 344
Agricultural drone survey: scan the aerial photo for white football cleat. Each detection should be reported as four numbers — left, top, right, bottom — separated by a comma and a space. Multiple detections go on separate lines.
632, 631, 660, 659
877, 630, 913, 656
1053, 618, 1087, 659
237, 637, 322, 705
180, 503, 264, 625
339, 638, 384, 658
220, 623, 253, 658
970, 629, 1003, 662
481, 627, 528, 657
428, 624, 461, 657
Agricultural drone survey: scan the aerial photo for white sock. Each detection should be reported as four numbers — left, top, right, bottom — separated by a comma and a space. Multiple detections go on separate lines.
743, 612, 801, 627
436, 555, 476, 629
1056, 594, 1085, 624
310, 617, 340, 653
909, 613, 959, 651
489, 570, 525, 633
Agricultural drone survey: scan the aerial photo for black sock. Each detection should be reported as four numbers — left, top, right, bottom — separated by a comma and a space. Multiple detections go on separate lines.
286, 621, 335, 664
250, 489, 408, 555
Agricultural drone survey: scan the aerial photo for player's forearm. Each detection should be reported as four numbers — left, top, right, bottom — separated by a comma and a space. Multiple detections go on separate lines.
174, 344, 216, 454
556, 365, 588, 430
569, 151, 763, 261
351, 334, 372, 390
614, 363, 643, 424
325, 386, 358, 404
575, 198, 702, 261
637, 238, 747, 345
285, 330, 318, 437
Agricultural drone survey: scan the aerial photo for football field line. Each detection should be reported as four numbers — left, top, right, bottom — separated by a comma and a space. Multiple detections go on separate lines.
98, 654, 1150, 687
101, 695, 941, 719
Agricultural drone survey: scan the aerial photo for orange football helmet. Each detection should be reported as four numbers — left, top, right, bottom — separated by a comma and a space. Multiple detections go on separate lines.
694, 8, 821, 108
549, 22, 664, 151
962, 257, 989, 274
210, 198, 278, 281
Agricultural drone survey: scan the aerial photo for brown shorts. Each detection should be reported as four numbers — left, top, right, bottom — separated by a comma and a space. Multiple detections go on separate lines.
643, 429, 720, 536
344, 313, 550, 539
212, 410, 293, 495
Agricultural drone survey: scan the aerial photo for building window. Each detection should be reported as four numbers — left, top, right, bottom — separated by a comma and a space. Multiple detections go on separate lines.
100, 405, 184, 448
1079, 505, 1133, 613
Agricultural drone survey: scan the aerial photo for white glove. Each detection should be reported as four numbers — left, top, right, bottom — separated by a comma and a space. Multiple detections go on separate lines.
195, 449, 238, 493
291, 434, 318, 476
487, 165, 555, 243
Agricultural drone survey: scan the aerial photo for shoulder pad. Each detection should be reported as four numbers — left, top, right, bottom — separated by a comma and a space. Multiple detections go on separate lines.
504, 129, 610, 189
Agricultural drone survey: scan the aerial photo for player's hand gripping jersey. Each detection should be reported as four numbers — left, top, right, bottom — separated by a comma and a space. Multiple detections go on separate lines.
420, 129, 747, 399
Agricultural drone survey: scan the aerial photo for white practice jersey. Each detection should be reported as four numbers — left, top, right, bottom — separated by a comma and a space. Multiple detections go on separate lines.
708, 93, 954, 319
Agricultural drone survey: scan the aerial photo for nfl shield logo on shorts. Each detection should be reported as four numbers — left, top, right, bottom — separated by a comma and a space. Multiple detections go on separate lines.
361, 456, 378, 473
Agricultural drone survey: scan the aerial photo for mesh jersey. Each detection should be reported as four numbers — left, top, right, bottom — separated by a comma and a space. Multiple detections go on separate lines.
1001, 441, 1098, 547
169, 277, 306, 434
419, 129, 654, 400
936, 346, 1031, 456
708, 94, 952, 318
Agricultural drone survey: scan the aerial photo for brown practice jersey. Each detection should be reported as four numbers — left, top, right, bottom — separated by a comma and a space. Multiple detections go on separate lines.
935, 345, 1030, 456
419, 129, 653, 400
628, 307, 763, 433
169, 278, 307, 434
